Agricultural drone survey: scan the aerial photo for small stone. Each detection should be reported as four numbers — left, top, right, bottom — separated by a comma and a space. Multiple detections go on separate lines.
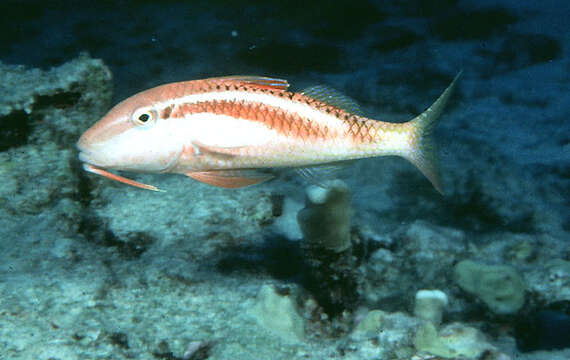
353, 309, 386, 335
414, 322, 497, 359
454, 260, 525, 314
182, 340, 210, 360
251, 284, 305, 342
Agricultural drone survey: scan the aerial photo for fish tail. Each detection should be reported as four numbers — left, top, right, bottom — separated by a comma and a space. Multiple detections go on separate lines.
404, 72, 461, 194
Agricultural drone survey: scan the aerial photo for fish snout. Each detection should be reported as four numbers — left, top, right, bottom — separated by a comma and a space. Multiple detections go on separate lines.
76, 132, 112, 168
77, 132, 96, 163
76, 132, 88, 152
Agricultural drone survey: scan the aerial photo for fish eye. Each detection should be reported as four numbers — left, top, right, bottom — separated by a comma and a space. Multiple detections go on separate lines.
132, 108, 157, 127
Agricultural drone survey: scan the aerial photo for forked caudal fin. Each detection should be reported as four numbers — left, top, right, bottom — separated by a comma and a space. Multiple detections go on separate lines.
405, 71, 461, 195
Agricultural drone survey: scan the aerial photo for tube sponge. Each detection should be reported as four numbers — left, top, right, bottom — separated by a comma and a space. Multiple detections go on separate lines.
414, 289, 449, 325
296, 180, 360, 316
297, 180, 352, 253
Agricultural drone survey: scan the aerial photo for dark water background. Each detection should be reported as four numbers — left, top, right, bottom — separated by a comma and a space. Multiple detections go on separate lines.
1, 0, 568, 359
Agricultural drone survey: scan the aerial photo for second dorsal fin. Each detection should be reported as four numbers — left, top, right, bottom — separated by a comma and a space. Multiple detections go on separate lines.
302, 85, 364, 116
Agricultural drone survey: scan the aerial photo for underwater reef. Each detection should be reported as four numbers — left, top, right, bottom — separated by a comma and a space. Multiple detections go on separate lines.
1, 0, 569, 359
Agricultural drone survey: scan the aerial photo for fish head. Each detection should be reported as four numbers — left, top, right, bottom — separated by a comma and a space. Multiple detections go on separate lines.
77, 89, 181, 174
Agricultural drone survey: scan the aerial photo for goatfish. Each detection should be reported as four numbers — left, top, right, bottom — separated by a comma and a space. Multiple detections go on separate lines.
77, 73, 460, 193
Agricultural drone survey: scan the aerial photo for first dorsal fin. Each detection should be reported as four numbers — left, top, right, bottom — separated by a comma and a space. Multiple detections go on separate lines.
302, 85, 364, 116
210, 75, 289, 91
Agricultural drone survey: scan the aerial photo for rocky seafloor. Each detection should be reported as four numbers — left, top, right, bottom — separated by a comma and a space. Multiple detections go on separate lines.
1, 1, 569, 359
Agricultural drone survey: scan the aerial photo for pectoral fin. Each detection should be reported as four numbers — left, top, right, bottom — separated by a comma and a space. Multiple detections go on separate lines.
191, 140, 240, 158
186, 169, 274, 188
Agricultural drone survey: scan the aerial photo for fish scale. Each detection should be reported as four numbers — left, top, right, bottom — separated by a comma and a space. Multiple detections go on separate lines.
77, 73, 460, 192
163, 78, 372, 142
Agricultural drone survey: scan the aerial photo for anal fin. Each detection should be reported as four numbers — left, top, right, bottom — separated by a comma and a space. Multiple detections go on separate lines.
186, 169, 274, 188
295, 161, 354, 187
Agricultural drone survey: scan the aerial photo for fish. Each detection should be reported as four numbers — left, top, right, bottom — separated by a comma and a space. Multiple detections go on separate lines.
77, 73, 460, 193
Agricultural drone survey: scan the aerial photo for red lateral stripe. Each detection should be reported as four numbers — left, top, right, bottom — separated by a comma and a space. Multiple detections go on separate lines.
147, 79, 384, 144
168, 100, 339, 142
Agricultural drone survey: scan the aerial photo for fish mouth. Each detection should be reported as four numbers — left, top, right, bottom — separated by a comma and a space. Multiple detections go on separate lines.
77, 145, 181, 173
77, 138, 104, 167
78, 150, 113, 170
78, 151, 97, 166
